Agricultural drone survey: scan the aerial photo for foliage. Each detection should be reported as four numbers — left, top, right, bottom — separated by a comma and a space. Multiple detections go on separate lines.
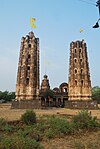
92, 86, 100, 103
0, 118, 13, 132
21, 110, 36, 125
43, 89, 54, 99
44, 116, 74, 138
0, 110, 100, 148
0, 135, 43, 149
72, 110, 99, 130
0, 91, 15, 102
44, 128, 55, 139
0, 118, 7, 127
17, 125, 33, 138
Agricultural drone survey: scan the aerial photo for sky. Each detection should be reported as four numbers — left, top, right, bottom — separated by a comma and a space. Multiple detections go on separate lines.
0, 0, 100, 91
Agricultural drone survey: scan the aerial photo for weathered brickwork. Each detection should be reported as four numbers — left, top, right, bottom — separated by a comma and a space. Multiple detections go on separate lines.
15, 32, 93, 109
16, 32, 40, 100
41, 74, 50, 91
68, 40, 92, 100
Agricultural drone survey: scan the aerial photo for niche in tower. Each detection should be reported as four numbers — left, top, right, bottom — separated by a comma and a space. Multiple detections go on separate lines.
26, 78, 29, 85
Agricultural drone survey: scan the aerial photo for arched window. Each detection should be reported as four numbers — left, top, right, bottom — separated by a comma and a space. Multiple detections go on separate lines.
26, 78, 29, 85
74, 58, 77, 63
75, 80, 77, 86
75, 69, 77, 74
28, 54, 30, 59
79, 48, 82, 53
63, 88, 67, 92
80, 58, 82, 63
81, 80, 83, 86
81, 69, 83, 74
28, 66, 30, 70
29, 44, 31, 48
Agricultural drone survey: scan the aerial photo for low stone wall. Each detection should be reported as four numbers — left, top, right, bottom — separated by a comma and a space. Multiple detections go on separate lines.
11, 100, 41, 109
11, 100, 99, 109
64, 100, 98, 109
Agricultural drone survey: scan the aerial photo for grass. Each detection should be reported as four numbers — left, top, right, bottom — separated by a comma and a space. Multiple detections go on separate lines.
0, 110, 100, 149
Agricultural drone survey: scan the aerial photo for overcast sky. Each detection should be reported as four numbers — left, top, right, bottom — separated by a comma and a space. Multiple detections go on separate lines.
0, 0, 100, 91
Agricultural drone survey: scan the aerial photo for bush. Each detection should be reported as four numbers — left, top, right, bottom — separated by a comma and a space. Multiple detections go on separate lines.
72, 110, 99, 130
44, 116, 74, 138
0, 136, 43, 149
0, 118, 13, 132
21, 110, 36, 125
45, 128, 55, 139
0, 118, 7, 127
17, 125, 34, 138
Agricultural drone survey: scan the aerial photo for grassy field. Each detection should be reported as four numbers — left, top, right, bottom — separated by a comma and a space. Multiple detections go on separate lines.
0, 103, 100, 149
41, 131, 100, 149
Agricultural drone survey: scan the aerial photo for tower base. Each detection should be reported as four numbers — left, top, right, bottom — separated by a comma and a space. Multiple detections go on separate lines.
64, 100, 98, 109
11, 99, 41, 109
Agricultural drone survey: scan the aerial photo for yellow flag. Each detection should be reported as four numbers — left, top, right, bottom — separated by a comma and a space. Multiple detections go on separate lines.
30, 18, 36, 28
45, 61, 49, 65
79, 28, 83, 33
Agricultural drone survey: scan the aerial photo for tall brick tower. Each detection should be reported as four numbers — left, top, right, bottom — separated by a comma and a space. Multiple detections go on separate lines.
68, 40, 92, 100
16, 31, 40, 100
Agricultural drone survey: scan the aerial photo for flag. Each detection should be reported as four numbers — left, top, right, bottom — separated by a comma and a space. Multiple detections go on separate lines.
45, 61, 49, 65
79, 28, 83, 33
30, 18, 36, 28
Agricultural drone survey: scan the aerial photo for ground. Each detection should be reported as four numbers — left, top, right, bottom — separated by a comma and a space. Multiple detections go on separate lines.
42, 131, 100, 149
0, 103, 100, 121
0, 103, 100, 149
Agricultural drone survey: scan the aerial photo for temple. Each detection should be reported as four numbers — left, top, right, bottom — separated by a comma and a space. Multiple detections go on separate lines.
16, 32, 40, 100
68, 40, 92, 100
13, 32, 96, 109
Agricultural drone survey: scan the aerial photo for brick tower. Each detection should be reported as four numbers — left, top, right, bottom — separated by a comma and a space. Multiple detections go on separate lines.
68, 40, 92, 100
41, 74, 50, 91
16, 31, 40, 100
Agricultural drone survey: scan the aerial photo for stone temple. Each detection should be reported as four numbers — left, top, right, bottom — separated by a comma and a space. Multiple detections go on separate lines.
68, 40, 92, 100
16, 31, 39, 100
13, 32, 96, 109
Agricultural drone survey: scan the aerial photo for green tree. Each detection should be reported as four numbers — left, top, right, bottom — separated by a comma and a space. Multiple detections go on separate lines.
43, 89, 54, 99
0, 91, 15, 102
92, 86, 100, 103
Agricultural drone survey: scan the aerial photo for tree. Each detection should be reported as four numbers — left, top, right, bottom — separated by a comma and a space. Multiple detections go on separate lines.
0, 91, 15, 102
43, 89, 54, 99
42, 89, 55, 107
92, 86, 100, 103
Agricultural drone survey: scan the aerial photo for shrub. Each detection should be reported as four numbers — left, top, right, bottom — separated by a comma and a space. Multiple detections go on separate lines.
0, 118, 7, 127
21, 110, 36, 125
45, 128, 55, 139
0, 118, 13, 132
0, 136, 43, 149
17, 125, 34, 138
2, 124, 13, 132
0, 137, 11, 149
44, 116, 74, 139
72, 110, 99, 130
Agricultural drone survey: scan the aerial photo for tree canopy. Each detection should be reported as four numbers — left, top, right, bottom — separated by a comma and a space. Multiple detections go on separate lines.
92, 86, 100, 103
42, 89, 54, 99
0, 91, 15, 103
